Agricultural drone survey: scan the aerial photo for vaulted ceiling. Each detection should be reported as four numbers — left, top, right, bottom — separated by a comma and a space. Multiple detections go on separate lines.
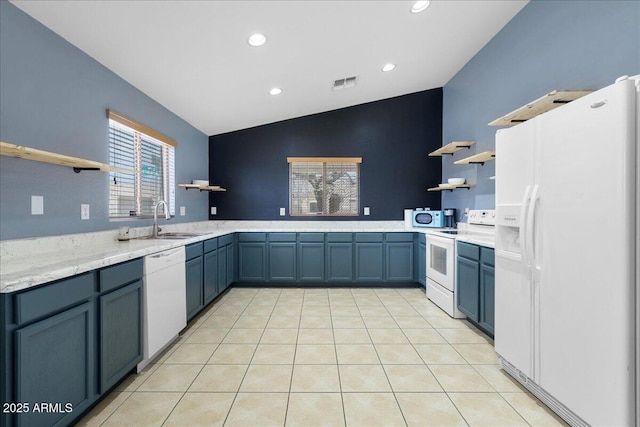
11, 1, 528, 135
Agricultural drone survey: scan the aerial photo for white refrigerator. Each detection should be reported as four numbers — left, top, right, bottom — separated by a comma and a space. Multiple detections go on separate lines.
495, 76, 639, 427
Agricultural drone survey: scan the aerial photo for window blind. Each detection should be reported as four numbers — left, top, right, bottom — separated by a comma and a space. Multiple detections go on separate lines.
288, 157, 361, 216
108, 114, 175, 219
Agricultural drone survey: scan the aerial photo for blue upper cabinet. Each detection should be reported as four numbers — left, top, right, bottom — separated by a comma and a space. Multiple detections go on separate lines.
238, 233, 268, 281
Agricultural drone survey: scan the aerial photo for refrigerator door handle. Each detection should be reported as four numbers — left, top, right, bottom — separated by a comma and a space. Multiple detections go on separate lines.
520, 185, 532, 268
527, 184, 540, 276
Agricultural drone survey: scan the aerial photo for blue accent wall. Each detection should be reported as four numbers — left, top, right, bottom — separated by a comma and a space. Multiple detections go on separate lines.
209, 89, 443, 220
0, 2, 209, 240
442, 0, 640, 218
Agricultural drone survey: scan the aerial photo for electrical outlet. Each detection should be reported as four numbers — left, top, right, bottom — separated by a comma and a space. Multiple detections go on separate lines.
364, 207, 370, 216
81, 204, 90, 220
211, 206, 217, 215
180, 206, 186, 216
31, 196, 44, 215
279, 207, 286, 216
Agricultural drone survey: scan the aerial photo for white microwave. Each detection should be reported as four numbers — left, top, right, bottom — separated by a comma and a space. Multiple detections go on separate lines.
412, 210, 444, 228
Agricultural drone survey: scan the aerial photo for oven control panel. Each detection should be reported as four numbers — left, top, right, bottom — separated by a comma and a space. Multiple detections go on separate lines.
468, 210, 496, 225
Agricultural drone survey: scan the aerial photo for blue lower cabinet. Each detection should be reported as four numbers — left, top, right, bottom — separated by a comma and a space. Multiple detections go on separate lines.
100, 280, 142, 393
355, 243, 384, 281
456, 242, 495, 337
217, 245, 228, 292
326, 242, 353, 281
203, 249, 218, 305
225, 242, 235, 289
385, 242, 414, 281
269, 243, 297, 281
298, 243, 325, 281
479, 263, 495, 335
14, 302, 96, 427
418, 237, 426, 286
457, 256, 480, 322
185, 255, 204, 320
238, 243, 267, 281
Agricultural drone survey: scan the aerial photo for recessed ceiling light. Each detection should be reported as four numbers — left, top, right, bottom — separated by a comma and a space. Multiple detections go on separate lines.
382, 63, 396, 72
411, 1, 430, 13
248, 33, 266, 47
269, 87, 282, 96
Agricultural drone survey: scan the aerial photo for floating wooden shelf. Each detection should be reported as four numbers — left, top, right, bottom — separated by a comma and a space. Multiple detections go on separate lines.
428, 184, 475, 192
489, 89, 593, 126
428, 141, 475, 156
178, 184, 227, 192
0, 141, 132, 173
454, 151, 495, 165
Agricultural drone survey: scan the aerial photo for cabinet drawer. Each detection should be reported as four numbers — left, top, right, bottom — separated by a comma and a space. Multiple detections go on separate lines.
299, 233, 324, 242
99, 258, 143, 293
355, 233, 383, 242
269, 233, 296, 242
385, 233, 414, 242
15, 272, 96, 325
204, 237, 218, 253
457, 241, 480, 260
481, 247, 495, 266
418, 233, 426, 244
218, 233, 234, 247
327, 233, 352, 242
238, 232, 267, 242
185, 242, 203, 260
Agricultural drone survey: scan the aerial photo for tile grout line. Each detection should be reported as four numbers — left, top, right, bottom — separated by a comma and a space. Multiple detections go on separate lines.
282, 288, 303, 427
219, 287, 268, 426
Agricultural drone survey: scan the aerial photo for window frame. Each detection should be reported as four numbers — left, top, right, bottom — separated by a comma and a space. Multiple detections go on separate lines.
107, 109, 176, 220
287, 157, 362, 217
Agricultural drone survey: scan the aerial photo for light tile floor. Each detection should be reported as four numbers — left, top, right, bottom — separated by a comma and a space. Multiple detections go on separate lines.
77, 287, 567, 427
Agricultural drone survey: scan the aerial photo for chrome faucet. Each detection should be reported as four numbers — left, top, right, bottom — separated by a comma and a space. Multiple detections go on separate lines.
153, 200, 171, 238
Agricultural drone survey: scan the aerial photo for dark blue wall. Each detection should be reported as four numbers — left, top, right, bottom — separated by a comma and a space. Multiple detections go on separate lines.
209, 89, 443, 220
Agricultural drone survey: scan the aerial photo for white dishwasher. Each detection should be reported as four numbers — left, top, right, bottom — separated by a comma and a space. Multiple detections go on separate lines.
137, 246, 186, 372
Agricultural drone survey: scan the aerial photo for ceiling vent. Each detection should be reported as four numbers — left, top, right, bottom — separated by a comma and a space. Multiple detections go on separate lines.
333, 76, 357, 91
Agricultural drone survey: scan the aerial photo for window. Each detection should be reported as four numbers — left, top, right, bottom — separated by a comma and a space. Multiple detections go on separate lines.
288, 157, 361, 216
107, 110, 176, 219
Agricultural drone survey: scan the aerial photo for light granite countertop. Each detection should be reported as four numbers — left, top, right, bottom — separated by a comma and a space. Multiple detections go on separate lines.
1, 220, 495, 294
1, 220, 414, 293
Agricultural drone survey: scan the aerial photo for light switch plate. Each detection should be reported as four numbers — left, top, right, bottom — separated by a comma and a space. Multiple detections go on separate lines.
31, 195, 44, 215
211, 206, 217, 215
81, 204, 90, 220
180, 206, 186, 216
364, 207, 370, 216
280, 207, 286, 216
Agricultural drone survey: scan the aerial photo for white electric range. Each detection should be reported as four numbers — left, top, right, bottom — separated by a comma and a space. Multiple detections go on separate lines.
424, 210, 495, 318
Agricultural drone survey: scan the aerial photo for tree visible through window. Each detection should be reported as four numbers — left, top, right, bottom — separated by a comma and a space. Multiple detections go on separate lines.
288, 157, 361, 216
107, 110, 175, 219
